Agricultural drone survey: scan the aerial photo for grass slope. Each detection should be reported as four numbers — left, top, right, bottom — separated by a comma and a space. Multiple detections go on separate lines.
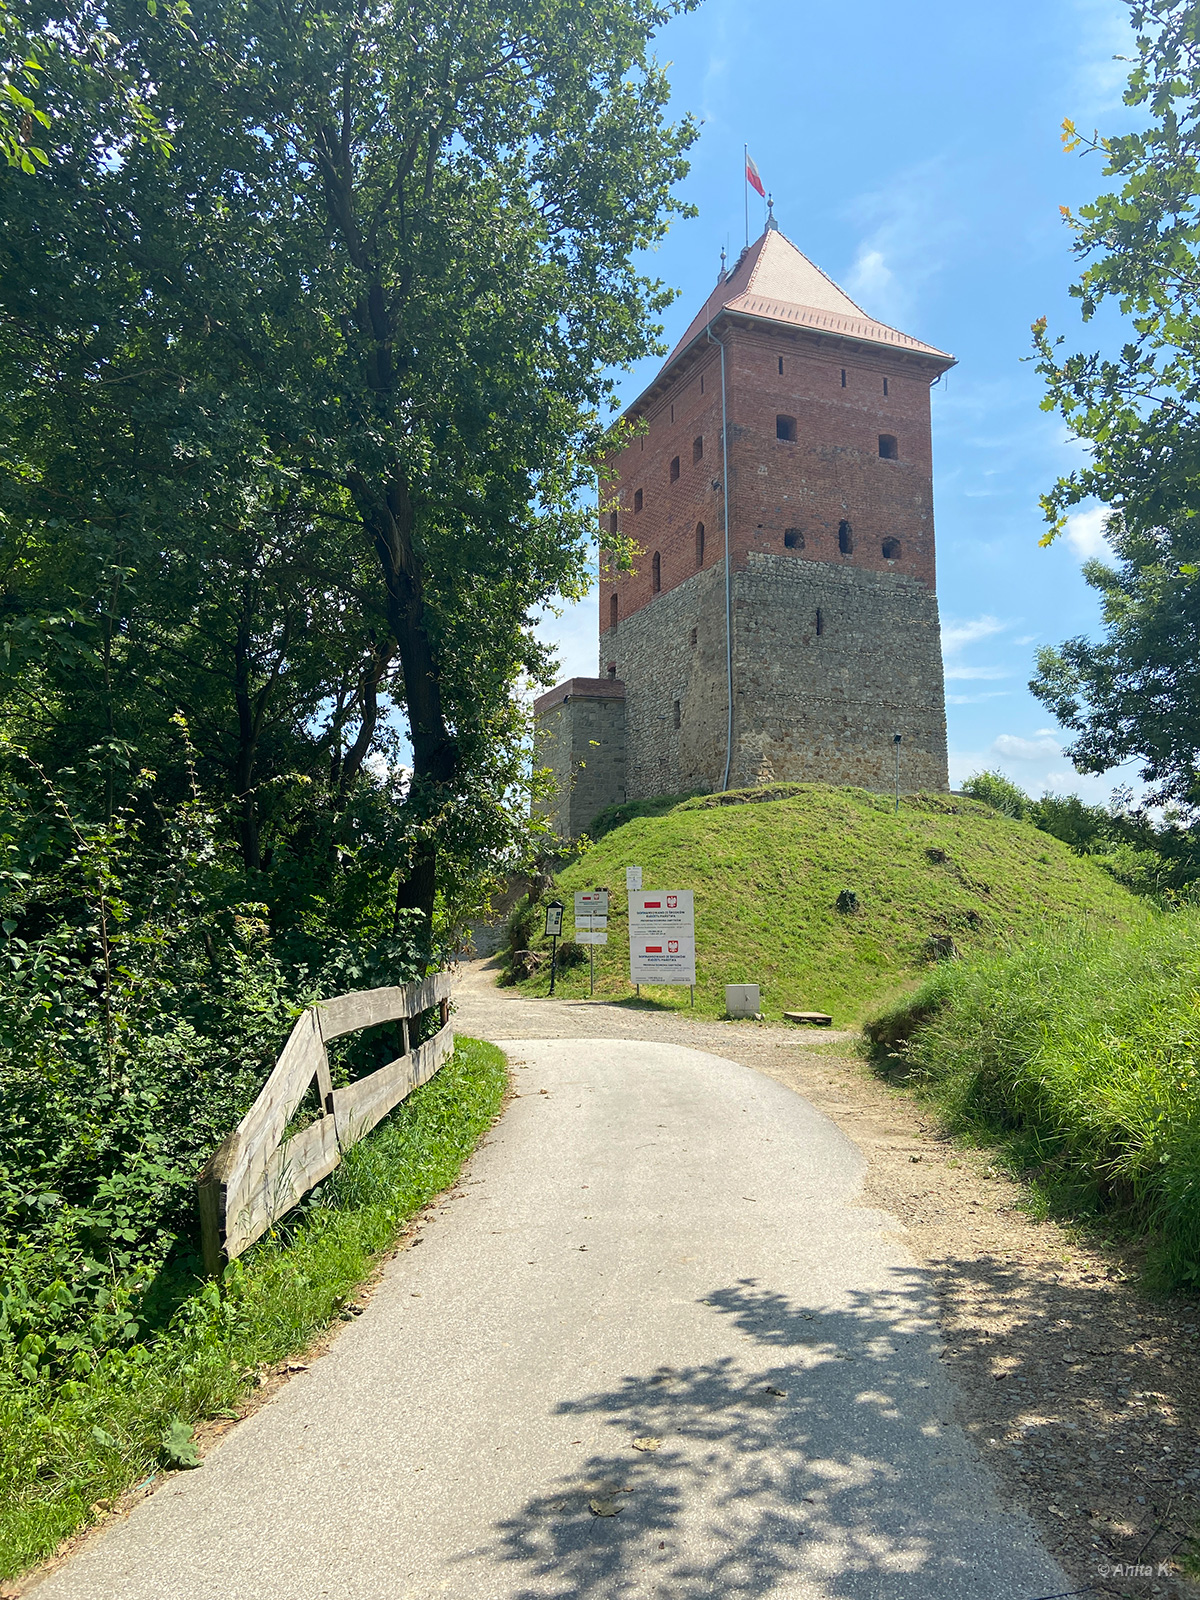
866, 913, 1200, 1287
0, 1038, 507, 1581
520, 786, 1144, 1022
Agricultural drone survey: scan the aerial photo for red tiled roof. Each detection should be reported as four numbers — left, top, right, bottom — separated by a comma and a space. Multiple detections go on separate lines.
658, 227, 954, 379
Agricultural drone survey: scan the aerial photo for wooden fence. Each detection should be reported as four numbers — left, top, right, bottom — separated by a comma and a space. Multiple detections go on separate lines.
196, 972, 454, 1273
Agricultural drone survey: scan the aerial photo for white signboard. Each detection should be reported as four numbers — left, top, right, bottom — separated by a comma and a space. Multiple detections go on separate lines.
575, 915, 607, 931
626, 865, 642, 893
576, 931, 608, 946
629, 890, 695, 985
575, 890, 609, 917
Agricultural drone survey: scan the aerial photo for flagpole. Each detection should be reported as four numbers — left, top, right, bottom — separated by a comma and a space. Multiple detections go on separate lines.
743, 142, 749, 250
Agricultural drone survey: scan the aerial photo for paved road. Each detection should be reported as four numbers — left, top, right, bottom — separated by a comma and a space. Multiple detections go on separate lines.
33, 998, 1068, 1598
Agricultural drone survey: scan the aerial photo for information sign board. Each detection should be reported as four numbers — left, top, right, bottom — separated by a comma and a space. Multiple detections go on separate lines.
628, 890, 695, 985
575, 915, 608, 931
575, 931, 608, 946
575, 890, 609, 917
626, 865, 642, 893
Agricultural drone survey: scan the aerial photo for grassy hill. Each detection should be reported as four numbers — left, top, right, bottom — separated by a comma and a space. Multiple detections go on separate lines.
514, 785, 1147, 1023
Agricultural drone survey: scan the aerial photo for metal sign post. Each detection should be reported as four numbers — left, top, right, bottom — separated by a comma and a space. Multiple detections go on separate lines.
545, 900, 564, 995
574, 889, 609, 997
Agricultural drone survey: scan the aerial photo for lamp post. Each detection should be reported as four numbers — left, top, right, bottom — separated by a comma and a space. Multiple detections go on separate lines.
893, 733, 902, 813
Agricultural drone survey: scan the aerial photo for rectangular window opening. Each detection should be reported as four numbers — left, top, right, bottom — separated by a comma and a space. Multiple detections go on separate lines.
670, 455, 680, 483
778, 356, 784, 375
672, 699, 681, 730
840, 369, 846, 388
816, 608, 824, 636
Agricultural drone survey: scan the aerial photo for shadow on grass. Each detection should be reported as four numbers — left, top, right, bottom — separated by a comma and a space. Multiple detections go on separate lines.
454, 1277, 1071, 1600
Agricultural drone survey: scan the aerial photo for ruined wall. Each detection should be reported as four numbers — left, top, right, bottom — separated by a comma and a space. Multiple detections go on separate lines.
533, 680, 627, 839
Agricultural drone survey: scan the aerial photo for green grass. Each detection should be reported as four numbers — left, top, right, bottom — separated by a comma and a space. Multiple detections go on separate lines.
0, 1037, 507, 1581
865, 915, 1200, 1286
517, 785, 1144, 1022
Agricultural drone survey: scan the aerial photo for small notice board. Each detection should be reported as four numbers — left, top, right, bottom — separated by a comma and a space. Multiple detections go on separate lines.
574, 889, 608, 946
628, 891, 695, 985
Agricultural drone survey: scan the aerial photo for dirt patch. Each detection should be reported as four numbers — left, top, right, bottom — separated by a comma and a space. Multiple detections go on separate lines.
454, 958, 1200, 1597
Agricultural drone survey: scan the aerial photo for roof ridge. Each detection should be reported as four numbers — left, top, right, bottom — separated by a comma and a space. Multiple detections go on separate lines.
771, 229, 872, 320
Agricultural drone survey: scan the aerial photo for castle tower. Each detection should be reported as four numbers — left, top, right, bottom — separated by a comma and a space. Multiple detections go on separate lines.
536, 218, 955, 836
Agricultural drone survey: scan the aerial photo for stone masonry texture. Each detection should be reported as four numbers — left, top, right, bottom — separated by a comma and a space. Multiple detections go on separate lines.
533, 679, 627, 840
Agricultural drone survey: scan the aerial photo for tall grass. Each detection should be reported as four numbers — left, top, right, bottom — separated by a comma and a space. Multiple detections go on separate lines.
0, 1037, 507, 1581
866, 912, 1200, 1285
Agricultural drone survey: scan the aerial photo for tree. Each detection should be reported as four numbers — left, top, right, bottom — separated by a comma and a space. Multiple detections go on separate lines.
1032, 0, 1200, 807
2, 0, 696, 944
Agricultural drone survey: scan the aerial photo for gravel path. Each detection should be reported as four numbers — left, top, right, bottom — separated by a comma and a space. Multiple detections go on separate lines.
27, 965, 1069, 1599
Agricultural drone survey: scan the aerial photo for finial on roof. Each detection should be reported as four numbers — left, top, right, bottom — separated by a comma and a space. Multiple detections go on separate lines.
766, 194, 779, 232
718, 246, 727, 285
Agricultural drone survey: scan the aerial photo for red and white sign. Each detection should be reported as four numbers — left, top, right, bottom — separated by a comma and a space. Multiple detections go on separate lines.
628, 890, 695, 985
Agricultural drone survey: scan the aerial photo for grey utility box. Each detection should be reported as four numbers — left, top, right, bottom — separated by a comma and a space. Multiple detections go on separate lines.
725, 984, 760, 1019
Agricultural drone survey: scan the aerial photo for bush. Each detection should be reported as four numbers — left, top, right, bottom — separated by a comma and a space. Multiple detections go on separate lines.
0, 759, 426, 1380
866, 910, 1200, 1284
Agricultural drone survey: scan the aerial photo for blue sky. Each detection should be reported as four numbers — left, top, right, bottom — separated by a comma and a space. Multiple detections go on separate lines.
536, 0, 1148, 803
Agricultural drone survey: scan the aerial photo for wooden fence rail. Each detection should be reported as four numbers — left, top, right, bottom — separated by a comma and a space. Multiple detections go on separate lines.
196, 972, 454, 1273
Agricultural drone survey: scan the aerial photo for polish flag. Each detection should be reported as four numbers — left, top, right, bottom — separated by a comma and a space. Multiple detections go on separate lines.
746, 153, 765, 198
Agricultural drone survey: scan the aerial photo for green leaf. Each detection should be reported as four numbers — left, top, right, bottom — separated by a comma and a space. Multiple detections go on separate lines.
161, 1419, 200, 1468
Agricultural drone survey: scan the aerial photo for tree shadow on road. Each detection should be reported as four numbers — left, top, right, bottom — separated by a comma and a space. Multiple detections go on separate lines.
453, 1275, 1067, 1600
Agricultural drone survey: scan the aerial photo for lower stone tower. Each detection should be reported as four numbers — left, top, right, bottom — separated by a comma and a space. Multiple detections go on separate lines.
536, 215, 953, 837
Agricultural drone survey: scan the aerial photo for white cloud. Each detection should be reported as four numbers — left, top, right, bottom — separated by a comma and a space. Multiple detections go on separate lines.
946, 691, 1012, 706
842, 158, 964, 327
992, 732, 1063, 761
1063, 504, 1114, 561
941, 614, 1008, 655
532, 586, 599, 684
1069, 0, 1136, 116
945, 665, 1011, 682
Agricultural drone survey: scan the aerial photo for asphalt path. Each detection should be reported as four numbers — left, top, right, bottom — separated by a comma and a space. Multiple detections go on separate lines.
32, 1017, 1068, 1599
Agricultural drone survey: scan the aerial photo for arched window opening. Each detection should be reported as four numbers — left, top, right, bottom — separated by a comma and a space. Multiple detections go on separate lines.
607, 661, 617, 678
608, 510, 618, 538
652, 551, 661, 593
670, 455, 680, 483
784, 528, 804, 550
609, 593, 618, 631
838, 521, 853, 555
776, 414, 797, 442
883, 377, 889, 397
879, 434, 898, 460
693, 435, 703, 464
695, 522, 705, 568
882, 537, 902, 561
634, 487, 644, 512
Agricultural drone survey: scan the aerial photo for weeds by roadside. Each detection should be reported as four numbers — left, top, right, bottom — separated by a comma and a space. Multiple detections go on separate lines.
0, 1037, 507, 1582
